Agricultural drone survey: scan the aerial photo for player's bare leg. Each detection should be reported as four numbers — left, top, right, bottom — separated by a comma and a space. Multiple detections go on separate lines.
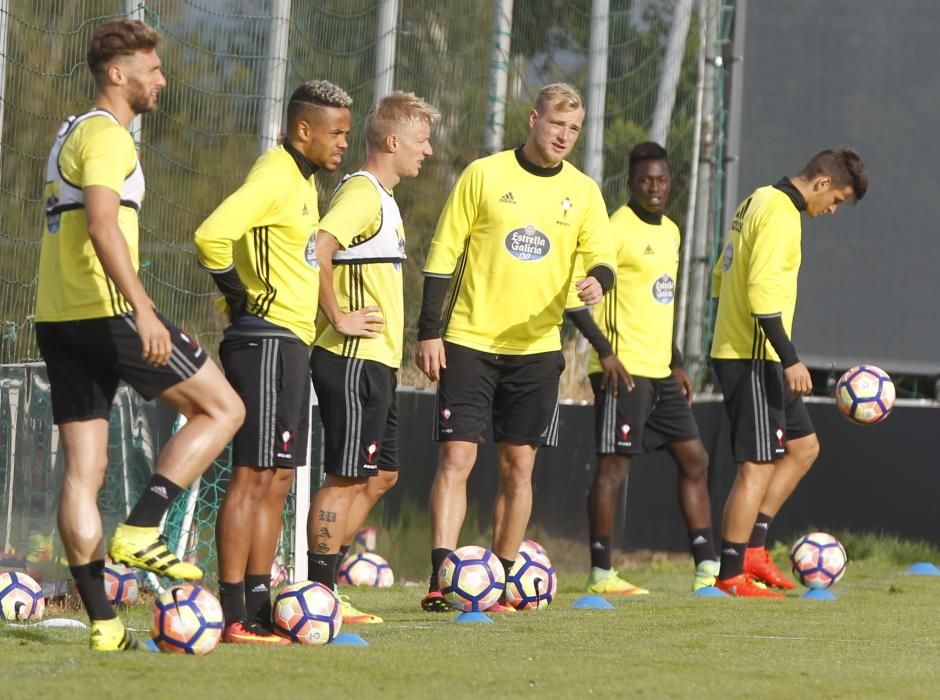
217, 467, 277, 585
57, 420, 110, 567
345, 469, 398, 547
243, 467, 294, 623
491, 443, 538, 561
306, 475, 368, 589
667, 439, 719, 589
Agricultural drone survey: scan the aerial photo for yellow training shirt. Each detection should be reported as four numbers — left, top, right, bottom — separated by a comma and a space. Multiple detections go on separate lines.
36, 111, 143, 321
424, 149, 615, 355
194, 145, 320, 344
314, 171, 406, 368
710, 184, 803, 362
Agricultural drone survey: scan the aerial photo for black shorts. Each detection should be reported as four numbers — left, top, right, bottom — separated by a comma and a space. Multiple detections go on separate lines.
35, 313, 207, 425
220, 331, 311, 469
310, 347, 399, 479
434, 341, 563, 447
712, 358, 816, 463
590, 373, 700, 455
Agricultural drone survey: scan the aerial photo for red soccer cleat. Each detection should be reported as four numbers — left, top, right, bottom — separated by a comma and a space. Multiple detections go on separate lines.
223, 620, 291, 645
420, 590, 452, 612
745, 546, 796, 590
485, 599, 516, 615
716, 573, 786, 598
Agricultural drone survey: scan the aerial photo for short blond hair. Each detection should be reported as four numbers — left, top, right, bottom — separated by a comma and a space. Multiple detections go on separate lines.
365, 91, 439, 150
534, 82, 584, 113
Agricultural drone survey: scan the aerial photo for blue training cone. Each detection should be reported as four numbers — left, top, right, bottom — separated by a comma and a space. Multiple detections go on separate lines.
332, 632, 369, 646
693, 586, 728, 598
801, 588, 837, 601
571, 595, 615, 609
453, 611, 493, 623
906, 562, 940, 576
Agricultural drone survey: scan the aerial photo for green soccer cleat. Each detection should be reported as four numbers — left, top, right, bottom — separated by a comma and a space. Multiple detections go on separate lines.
339, 594, 383, 624
108, 524, 202, 581
586, 567, 650, 596
693, 559, 720, 591
89, 618, 139, 652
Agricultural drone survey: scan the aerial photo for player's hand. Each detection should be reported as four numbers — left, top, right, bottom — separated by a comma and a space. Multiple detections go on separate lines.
135, 307, 171, 367
415, 338, 447, 382
335, 305, 384, 337
672, 367, 695, 405
784, 362, 813, 396
599, 355, 634, 397
575, 276, 604, 305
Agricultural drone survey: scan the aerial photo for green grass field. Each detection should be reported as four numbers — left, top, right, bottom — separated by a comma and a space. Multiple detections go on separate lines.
3, 539, 939, 699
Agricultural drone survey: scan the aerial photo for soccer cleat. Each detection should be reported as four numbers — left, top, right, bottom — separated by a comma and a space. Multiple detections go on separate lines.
586, 567, 650, 596
223, 619, 291, 645
89, 618, 139, 652
485, 599, 516, 615
693, 559, 720, 591
420, 590, 452, 613
108, 524, 202, 581
744, 546, 795, 590
338, 594, 383, 624
715, 572, 786, 598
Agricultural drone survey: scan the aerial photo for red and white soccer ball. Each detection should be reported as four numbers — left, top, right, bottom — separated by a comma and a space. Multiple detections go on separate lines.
104, 560, 139, 606
0, 571, 45, 621
518, 539, 547, 559
505, 551, 557, 610
150, 584, 224, 655
439, 545, 505, 612
273, 581, 341, 645
789, 532, 848, 589
835, 365, 895, 424
338, 551, 394, 588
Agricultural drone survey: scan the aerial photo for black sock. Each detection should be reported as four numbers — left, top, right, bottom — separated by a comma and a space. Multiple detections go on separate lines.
498, 557, 515, 603
748, 512, 773, 549
689, 528, 718, 565
429, 548, 452, 593
589, 534, 612, 570
125, 474, 184, 527
335, 544, 351, 582
245, 574, 271, 626
218, 580, 247, 625
718, 540, 747, 580
308, 552, 338, 590
70, 560, 116, 621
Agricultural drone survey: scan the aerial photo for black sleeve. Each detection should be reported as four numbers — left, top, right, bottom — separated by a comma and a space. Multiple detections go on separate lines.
417, 275, 451, 341
565, 307, 613, 359
208, 267, 248, 322
670, 342, 685, 370
586, 265, 615, 294
756, 314, 800, 368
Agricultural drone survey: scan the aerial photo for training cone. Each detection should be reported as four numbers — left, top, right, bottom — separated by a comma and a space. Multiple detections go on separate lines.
453, 611, 493, 623
801, 588, 837, 601
905, 562, 940, 576
571, 595, 615, 609
693, 586, 728, 598
332, 632, 369, 646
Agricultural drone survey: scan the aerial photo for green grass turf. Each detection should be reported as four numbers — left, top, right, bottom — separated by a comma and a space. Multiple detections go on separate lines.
2, 553, 939, 699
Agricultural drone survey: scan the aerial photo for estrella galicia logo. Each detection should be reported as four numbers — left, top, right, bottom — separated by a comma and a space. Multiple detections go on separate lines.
722, 242, 733, 271
305, 231, 317, 269
505, 225, 550, 261
652, 274, 675, 304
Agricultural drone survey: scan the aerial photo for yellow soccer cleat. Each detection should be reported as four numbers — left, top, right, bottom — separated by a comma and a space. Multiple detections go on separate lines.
89, 618, 139, 652
108, 524, 202, 581
692, 559, 720, 591
586, 567, 650, 596
339, 594, 383, 624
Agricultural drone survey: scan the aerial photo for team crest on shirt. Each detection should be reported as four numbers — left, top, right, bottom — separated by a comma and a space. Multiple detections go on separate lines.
505, 225, 550, 261
652, 274, 675, 304
305, 231, 318, 269
722, 242, 733, 271
617, 423, 632, 447
775, 428, 785, 452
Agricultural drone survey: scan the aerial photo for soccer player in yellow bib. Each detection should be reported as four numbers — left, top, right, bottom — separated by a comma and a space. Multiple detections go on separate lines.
710, 148, 868, 597
34, 20, 244, 651
195, 81, 352, 643
307, 92, 438, 624
415, 83, 616, 612
566, 142, 719, 595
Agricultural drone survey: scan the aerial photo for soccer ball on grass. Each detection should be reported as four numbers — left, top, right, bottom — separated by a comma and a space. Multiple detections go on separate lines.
789, 532, 847, 589
150, 584, 223, 655
272, 580, 341, 644
438, 545, 505, 612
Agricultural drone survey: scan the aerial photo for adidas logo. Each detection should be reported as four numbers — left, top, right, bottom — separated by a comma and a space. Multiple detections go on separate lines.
251, 583, 269, 593
721, 547, 739, 556
755, 522, 769, 530
499, 191, 517, 204
643, 245, 655, 255
590, 542, 606, 550
692, 536, 707, 545
150, 485, 168, 499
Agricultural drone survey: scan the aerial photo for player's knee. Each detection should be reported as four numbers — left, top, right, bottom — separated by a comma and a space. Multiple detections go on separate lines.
679, 449, 709, 482
793, 435, 820, 469
375, 470, 398, 495
438, 444, 476, 480
595, 455, 630, 487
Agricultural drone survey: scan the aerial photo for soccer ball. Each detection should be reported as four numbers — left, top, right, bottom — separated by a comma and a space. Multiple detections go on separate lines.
150, 584, 224, 655
505, 551, 557, 610
438, 545, 505, 612
272, 581, 341, 645
353, 526, 377, 553
518, 539, 547, 558
0, 571, 45, 621
835, 365, 895, 424
789, 532, 848, 589
338, 551, 394, 588
104, 561, 139, 606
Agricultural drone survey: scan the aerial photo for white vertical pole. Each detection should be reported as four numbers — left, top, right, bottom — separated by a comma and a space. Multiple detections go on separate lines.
583, 0, 609, 184
259, 0, 292, 151
125, 1, 144, 143
373, 0, 398, 102
722, 0, 747, 237
3, 381, 18, 553
0, 0, 10, 192
649, 0, 693, 147
292, 383, 315, 582
483, 0, 513, 154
